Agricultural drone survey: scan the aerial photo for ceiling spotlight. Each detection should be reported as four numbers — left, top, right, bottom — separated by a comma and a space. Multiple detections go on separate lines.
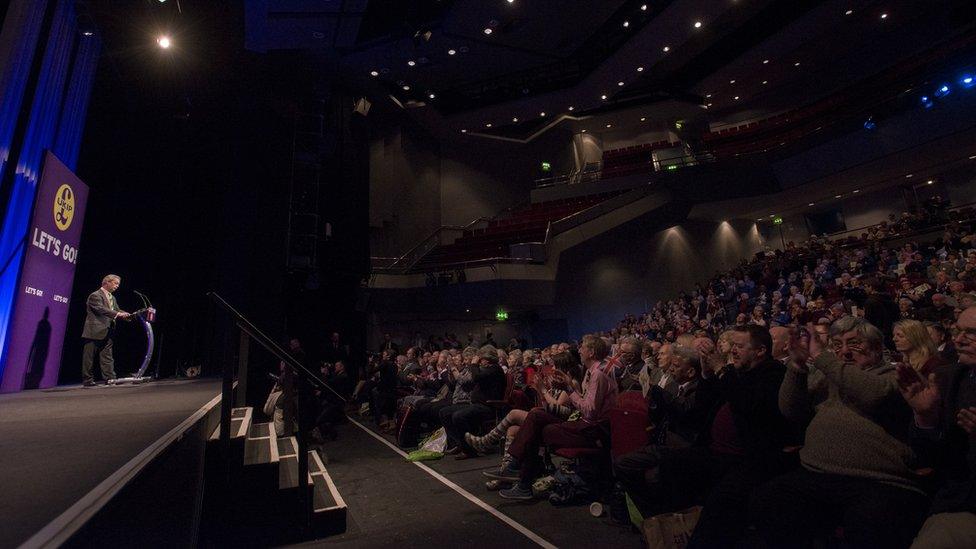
763, 59, 769, 64
970, 155, 976, 160
762, 80, 768, 85
927, 179, 934, 185
705, 93, 712, 98
402, 85, 410, 91
729, 79, 736, 84
853, 189, 860, 193
694, 21, 702, 28
707, 103, 713, 107
601, 94, 608, 100
568, 106, 575, 111
640, 117, 646, 121
733, 96, 740, 100
880, 13, 888, 19
429, 93, 436, 99
82, 31, 94, 36
808, 202, 815, 206
581, 129, 587, 133
662, 46, 670, 52
461, 129, 467, 133
370, 70, 379, 77
507, 0, 515, 3
157, 35, 172, 49
618, 81, 625, 86
637, 66, 644, 72
623, 21, 630, 28
641, 4, 647, 11
540, 111, 546, 117
835, 194, 842, 199
407, 60, 416, 67
513, 117, 519, 122
606, 124, 612, 128
845, 9, 853, 15
486, 123, 493, 127
905, 174, 914, 178
483, 27, 493, 35
448, 49, 457, 55
794, 62, 801, 67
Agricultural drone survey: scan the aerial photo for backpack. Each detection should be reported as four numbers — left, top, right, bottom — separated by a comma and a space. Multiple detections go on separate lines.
548, 467, 593, 506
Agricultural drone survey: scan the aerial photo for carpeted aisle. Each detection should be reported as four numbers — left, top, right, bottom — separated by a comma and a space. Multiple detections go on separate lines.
0, 379, 222, 549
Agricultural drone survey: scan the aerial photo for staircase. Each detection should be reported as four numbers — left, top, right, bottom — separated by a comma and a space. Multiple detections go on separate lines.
200, 407, 347, 545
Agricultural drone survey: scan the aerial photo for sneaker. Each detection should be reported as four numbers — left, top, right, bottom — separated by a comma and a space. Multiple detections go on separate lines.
83, 381, 96, 387
105, 379, 117, 385
482, 463, 521, 481
498, 484, 534, 501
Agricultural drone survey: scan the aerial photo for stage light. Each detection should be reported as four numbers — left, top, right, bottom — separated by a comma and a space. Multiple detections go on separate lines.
694, 21, 702, 28
448, 49, 456, 55
157, 35, 172, 49
407, 60, 416, 66
370, 70, 379, 76
935, 84, 950, 98
483, 28, 493, 35
662, 46, 670, 52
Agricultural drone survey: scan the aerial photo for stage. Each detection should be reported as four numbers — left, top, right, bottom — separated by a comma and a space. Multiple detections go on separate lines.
0, 378, 222, 548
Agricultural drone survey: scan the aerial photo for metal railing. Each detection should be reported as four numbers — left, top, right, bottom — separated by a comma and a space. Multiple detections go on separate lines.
533, 150, 713, 189
208, 292, 341, 536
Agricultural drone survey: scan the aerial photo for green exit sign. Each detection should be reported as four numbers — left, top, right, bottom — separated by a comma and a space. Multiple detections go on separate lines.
773, 217, 784, 225
496, 310, 509, 321
541, 162, 551, 172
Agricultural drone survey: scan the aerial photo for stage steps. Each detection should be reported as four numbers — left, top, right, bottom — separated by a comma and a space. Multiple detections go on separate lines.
200, 407, 347, 545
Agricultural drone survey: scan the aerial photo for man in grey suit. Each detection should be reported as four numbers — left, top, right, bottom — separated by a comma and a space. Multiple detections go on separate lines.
81, 274, 130, 387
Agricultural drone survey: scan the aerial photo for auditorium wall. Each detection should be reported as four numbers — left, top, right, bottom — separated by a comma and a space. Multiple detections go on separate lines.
542, 217, 764, 338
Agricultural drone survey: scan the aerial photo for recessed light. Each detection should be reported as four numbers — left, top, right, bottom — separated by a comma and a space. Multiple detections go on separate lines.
905, 174, 914, 178
640, 117, 646, 121
853, 189, 860, 193
835, 194, 842, 198
370, 70, 379, 77
927, 179, 934, 185
623, 21, 630, 28
733, 96, 740, 100
762, 80, 768, 85
763, 59, 769, 64
641, 4, 647, 11
486, 123, 492, 128
568, 106, 575, 111
662, 46, 670, 52
407, 60, 416, 67
402, 85, 410, 91
429, 93, 436, 99
448, 49, 457, 55
606, 124, 612, 128
880, 13, 888, 19
970, 155, 976, 160
769, 214, 775, 218
808, 203, 815, 206
637, 66, 644, 72
618, 81, 625, 87
581, 129, 587, 133
512, 117, 518, 122
483, 28, 493, 35
794, 62, 801, 67
540, 112, 546, 117
845, 9, 853, 15
729, 79, 736, 84
706, 94, 712, 98
461, 129, 467, 133
82, 31, 94, 36
707, 103, 713, 107
507, 0, 514, 3
694, 21, 702, 28
601, 94, 608, 100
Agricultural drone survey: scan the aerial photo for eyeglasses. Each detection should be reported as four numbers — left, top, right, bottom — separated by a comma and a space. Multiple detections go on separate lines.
829, 338, 866, 353
951, 327, 976, 341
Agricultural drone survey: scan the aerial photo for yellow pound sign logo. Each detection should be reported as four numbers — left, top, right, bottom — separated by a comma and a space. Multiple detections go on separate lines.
53, 184, 74, 231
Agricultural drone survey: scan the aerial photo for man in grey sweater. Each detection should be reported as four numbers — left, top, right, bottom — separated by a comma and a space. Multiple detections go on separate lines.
749, 317, 930, 548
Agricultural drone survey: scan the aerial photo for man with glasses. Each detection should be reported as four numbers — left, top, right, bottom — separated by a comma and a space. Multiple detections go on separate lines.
614, 337, 644, 391
898, 307, 976, 548
750, 317, 929, 548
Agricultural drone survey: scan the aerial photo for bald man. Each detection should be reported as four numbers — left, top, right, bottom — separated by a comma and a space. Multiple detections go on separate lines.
769, 326, 791, 365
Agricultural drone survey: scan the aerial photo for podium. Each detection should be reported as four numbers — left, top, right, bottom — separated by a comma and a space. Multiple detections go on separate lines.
113, 307, 156, 385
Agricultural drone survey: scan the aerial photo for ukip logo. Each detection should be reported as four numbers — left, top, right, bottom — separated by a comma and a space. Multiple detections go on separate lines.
53, 184, 74, 231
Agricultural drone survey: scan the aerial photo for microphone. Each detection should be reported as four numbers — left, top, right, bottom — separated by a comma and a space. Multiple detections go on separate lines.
133, 290, 152, 308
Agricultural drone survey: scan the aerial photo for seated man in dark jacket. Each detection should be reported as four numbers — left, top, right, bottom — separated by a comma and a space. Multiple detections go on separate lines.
440, 345, 506, 458
656, 325, 794, 549
613, 344, 716, 517
898, 306, 976, 548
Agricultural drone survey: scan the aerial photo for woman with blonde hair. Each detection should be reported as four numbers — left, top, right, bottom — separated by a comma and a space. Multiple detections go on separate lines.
892, 319, 943, 376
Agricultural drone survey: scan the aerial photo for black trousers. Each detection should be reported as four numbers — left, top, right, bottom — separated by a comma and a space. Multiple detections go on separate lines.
749, 468, 930, 549
81, 336, 115, 383
613, 444, 668, 517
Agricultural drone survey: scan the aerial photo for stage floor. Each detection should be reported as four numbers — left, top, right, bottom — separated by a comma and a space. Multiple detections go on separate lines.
0, 378, 222, 549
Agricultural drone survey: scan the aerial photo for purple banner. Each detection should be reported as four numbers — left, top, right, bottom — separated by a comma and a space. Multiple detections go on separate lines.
1, 152, 88, 392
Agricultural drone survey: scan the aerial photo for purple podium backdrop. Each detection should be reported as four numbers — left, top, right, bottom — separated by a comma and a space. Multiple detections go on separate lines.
0, 152, 88, 392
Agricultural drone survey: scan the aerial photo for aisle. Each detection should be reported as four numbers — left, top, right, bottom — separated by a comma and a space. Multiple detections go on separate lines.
298, 418, 643, 549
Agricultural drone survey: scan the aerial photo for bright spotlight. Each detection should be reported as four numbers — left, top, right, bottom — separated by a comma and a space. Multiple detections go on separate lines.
157, 35, 171, 49
921, 95, 934, 109
935, 84, 951, 98
962, 75, 974, 88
